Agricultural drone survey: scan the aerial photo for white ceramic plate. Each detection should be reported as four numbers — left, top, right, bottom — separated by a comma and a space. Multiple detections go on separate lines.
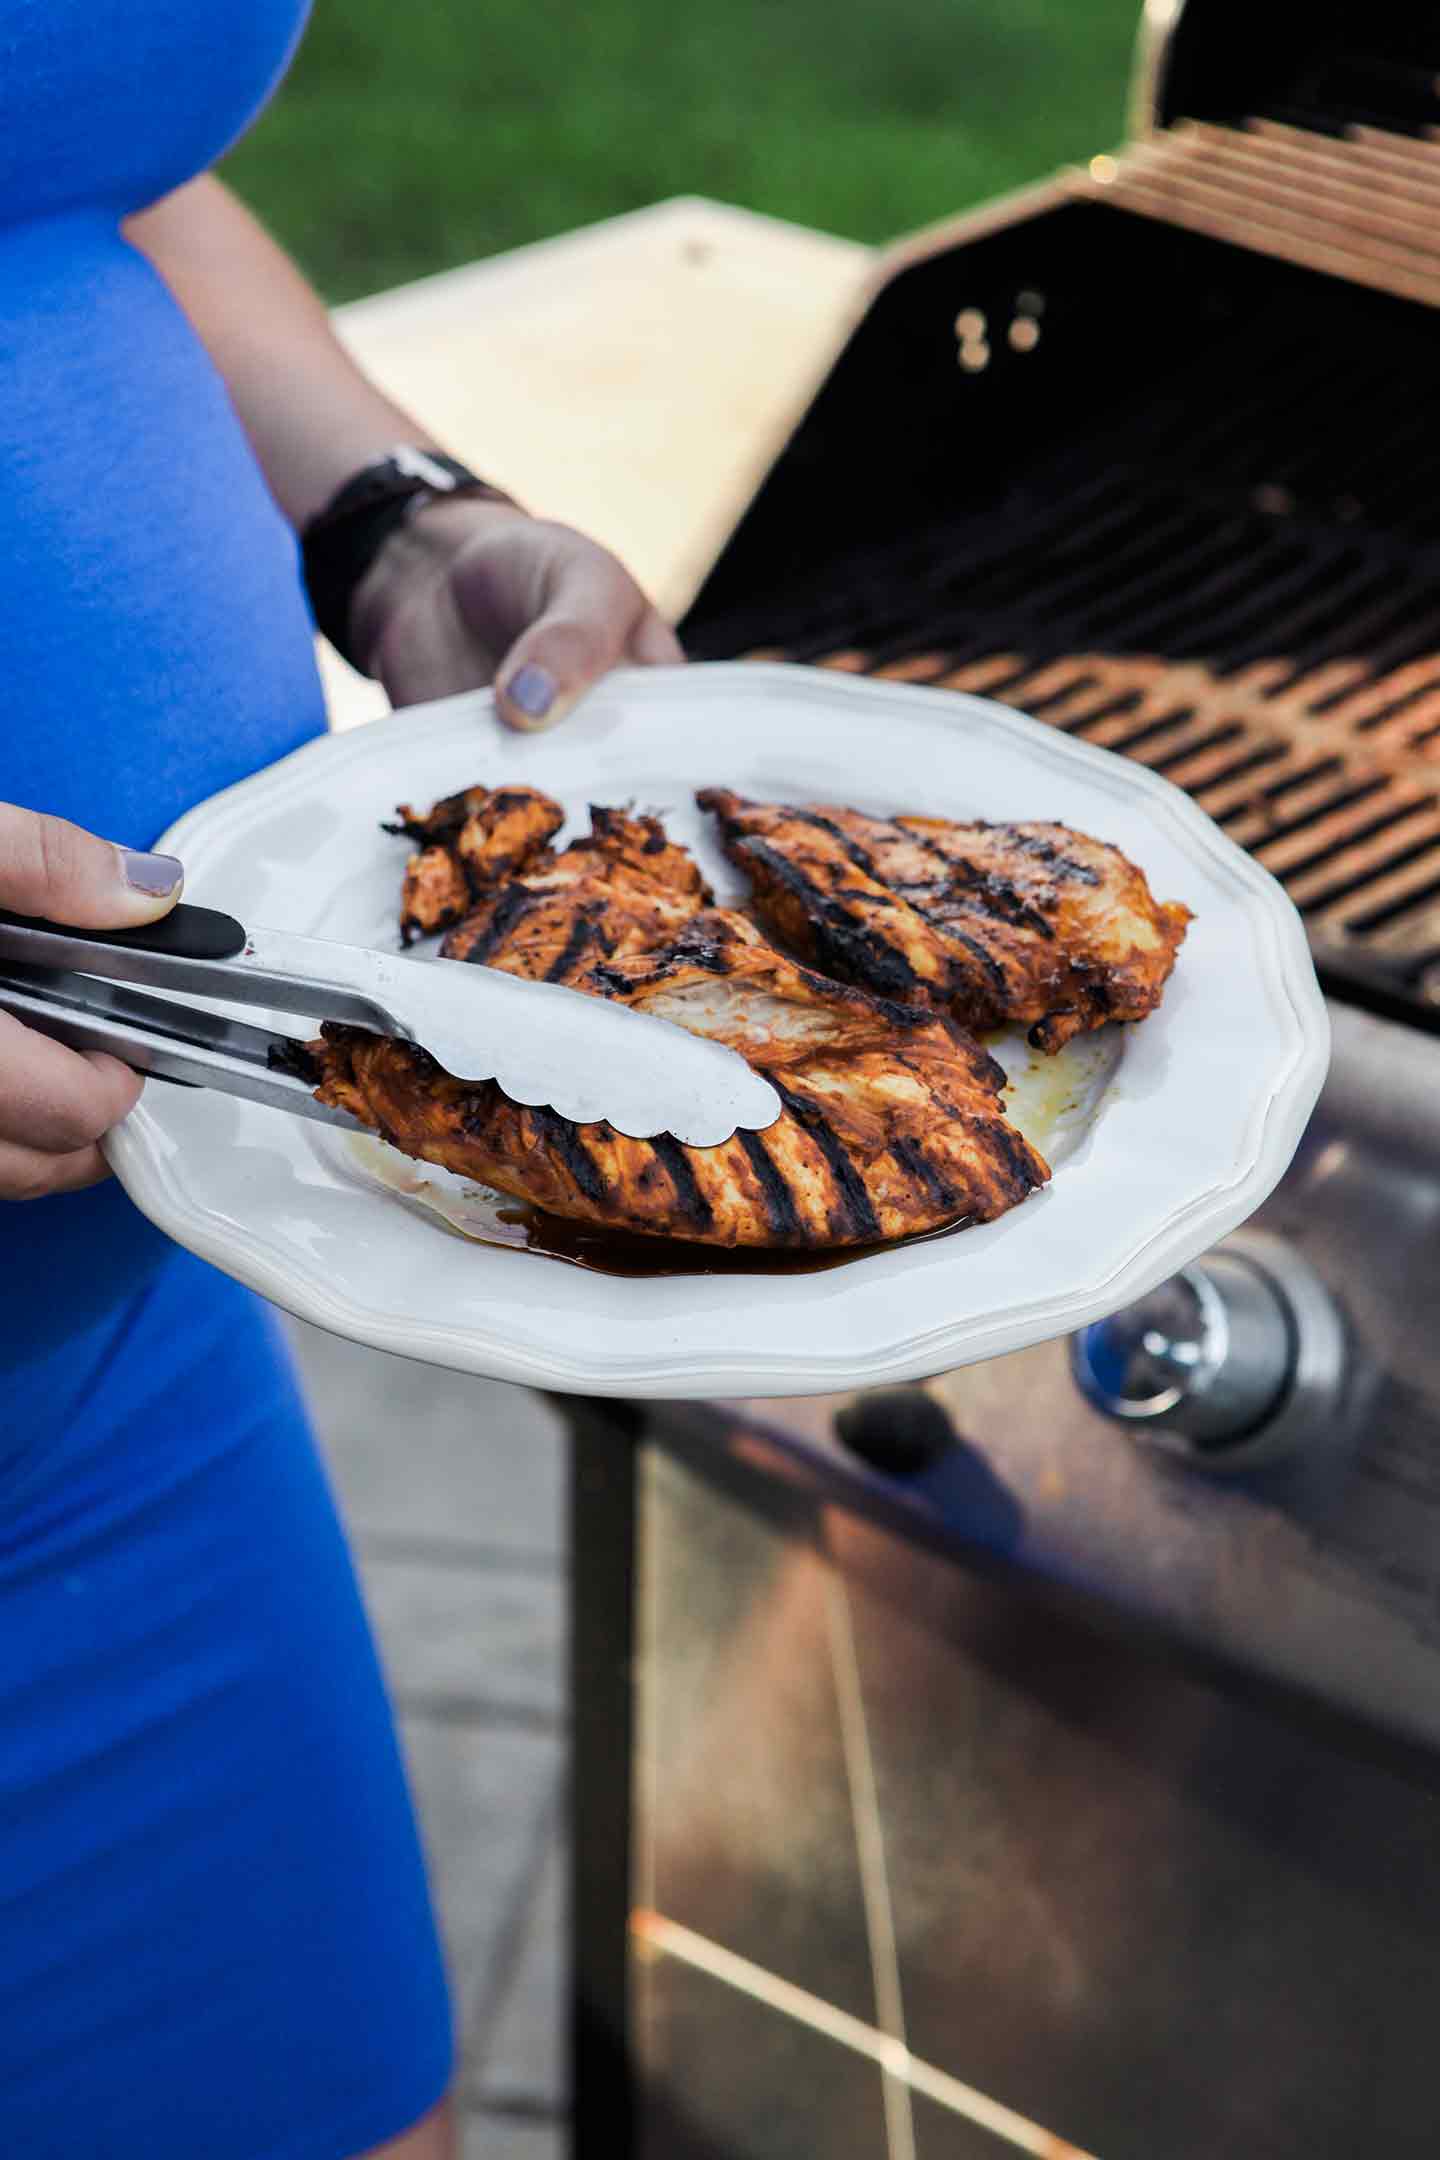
106, 663, 1328, 1398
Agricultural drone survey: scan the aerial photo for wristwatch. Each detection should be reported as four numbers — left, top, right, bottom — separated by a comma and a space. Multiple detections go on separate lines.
301, 446, 511, 672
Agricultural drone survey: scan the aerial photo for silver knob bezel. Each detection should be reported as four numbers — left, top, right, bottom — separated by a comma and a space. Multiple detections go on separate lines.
1074, 1260, 1233, 1429
1071, 1228, 1346, 1473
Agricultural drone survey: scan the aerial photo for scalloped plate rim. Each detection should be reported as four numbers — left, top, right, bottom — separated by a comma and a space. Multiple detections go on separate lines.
104, 662, 1330, 1398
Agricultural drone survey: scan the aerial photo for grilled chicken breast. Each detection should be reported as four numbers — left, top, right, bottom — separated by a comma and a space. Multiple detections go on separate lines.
299, 803, 1049, 1247
302, 908, 1047, 1247
439, 805, 711, 979
698, 790, 1190, 1052
384, 784, 565, 943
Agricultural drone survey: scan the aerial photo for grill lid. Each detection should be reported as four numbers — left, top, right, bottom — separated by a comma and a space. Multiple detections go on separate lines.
1071, 122, 1440, 311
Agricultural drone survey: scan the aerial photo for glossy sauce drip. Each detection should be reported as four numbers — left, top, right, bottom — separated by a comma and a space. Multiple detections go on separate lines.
478, 1202, 973, 1277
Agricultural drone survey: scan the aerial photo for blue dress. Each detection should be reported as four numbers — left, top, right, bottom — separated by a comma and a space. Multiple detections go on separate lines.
1, 4, 454, 2151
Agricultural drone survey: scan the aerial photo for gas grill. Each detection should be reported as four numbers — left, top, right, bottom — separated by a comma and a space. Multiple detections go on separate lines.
683, 3, 1440, 1034
560, 6, 1440, 2156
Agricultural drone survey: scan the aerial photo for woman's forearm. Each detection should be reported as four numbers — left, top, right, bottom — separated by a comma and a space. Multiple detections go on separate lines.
124, 176, 441, 528
126, 172, 684, 724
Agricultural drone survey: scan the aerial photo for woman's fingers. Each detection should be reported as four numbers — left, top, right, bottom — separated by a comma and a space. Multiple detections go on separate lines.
0, 801, 183, 927
370, 503, 687, 722
492, 565, 684, 727
468, 522, 676, 733
0, 1016, 142, 1156
628, 608, 686, 668
0, 801, 179, 1196
494, 596, 684, 727
0, 1135, 113, 1200
495, 618, 617, 732
489, 538, 638, 732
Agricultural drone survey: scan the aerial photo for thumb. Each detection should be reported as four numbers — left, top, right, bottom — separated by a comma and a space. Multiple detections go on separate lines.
0, 803, 184, 928
494, 611, 623, 734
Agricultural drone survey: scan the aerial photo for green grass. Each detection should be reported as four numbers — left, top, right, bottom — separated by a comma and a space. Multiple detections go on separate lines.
225, 0, 1140, 302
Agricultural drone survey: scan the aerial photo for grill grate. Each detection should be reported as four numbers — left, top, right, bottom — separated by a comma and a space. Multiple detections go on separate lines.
691, 284, 1440, 1014
682, 84, 1440, 1026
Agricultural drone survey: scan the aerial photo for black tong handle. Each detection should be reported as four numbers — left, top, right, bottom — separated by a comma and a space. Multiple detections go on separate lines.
0, 902, 247, 959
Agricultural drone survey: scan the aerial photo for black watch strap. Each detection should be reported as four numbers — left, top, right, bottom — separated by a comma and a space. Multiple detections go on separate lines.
300, 448, 508, 673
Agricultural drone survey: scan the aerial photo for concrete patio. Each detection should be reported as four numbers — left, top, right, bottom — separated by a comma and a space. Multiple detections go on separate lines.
286, 1318, 569, 2160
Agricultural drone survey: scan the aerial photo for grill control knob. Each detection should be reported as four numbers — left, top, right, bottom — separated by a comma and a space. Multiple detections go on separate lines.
1069, 1229, 1344, 1469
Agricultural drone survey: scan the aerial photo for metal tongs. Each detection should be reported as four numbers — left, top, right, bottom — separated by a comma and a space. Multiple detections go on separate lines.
0, 904, 782, 1147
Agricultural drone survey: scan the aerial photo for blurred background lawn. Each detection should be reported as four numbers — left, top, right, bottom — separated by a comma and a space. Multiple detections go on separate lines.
225, 0, 1140, 301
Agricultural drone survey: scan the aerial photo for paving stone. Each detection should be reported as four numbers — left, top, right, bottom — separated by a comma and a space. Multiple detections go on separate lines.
399, 1714, 563, 2041
287, 1320, 572, 2118
464, 2111, 564, 2160
361, 1556, 565, 1722
285, 1320, 566, 1558
473, 1819, 569, 2111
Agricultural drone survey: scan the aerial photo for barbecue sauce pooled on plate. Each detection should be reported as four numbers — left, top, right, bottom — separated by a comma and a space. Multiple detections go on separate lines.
338, 1135, 971, 1274
480, 1200, 972, 1277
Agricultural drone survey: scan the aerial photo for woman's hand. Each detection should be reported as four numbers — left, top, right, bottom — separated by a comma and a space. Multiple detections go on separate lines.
0, 806, 182, 1198
349, 495, 685, 731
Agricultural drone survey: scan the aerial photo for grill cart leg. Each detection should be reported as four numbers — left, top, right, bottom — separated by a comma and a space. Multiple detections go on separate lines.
555, 1396, 643, 2160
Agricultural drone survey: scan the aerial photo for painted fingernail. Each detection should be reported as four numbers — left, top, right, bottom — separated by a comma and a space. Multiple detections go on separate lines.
503, 664, 557, 720
121, 848, 184, 898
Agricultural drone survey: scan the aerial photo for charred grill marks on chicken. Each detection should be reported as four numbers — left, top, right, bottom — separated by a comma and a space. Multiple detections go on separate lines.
888, 1133, 959, 1215
307, 796, 1053, 1249
773, 1078, 882, 1244
530, 1106, 610, 1207
385, 783, 566, 944
698, 788, 1189, 1053
647, 1131, 718, 1235
735, 1128, 805, 1243
733, 837, 929, 1001
326, 776, 1187, 1250
459, 885, 540, 966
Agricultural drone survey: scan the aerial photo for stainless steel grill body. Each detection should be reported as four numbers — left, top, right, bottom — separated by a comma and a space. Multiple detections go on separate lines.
565, 1001, 1440, 2160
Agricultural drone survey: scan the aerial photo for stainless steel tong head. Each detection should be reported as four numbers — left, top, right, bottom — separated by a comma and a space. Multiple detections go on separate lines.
0, 904, 782, 1147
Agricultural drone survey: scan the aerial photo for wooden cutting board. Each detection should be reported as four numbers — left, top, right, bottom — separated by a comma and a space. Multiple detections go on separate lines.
319, 197, 871, 730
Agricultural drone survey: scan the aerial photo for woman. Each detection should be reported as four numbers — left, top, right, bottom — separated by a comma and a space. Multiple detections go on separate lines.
1, 5, 680, 2155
